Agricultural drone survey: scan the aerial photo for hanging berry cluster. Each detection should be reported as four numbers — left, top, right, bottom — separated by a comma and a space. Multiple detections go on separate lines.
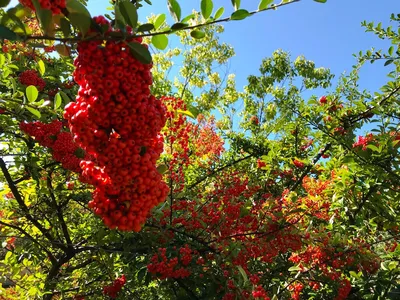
19, 0, 66, 15
103, 274, 126, 299
18, 70, 46, 91
64, 16, 169, 232
19, 120, 86, 172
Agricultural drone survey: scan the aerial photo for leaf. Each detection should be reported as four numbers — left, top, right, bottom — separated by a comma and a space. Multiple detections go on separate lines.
0, 0, 11, 8
201, 0, 213, 20
137, 23, 154, 32
55, 44, 70, 56
151, 34, 168, 50
366, 144, 380, 152
288, 265, 302, 272
59, 91, 71, 104
60, 17, 71, 37
190, 30, 205, 39
384, 59, 394, 66
258, 0, 273, 10
171, 22, 187, 30
214, 7, 224, 19
68, 13, 91, 36
154, 13, 166, 29
66, 0, 91, 36
314, 0, 327, 2
181, 14, 195, 23
167, 0, 181, 22
0, 25, 19, 40
37, 59, 45, 76
26, 107, 41, 118
157, 164, 168, 174
237, 266, 248, 283
231, 0, 240, 10
127, 42, 152, 64
54, 93, 62, 109
231, 9, 250, 20
26, 85, 38, 102
177, 109, 195, 119
31, 0, 53, 35
388, 46, 394, 56
119, 1, 138, 29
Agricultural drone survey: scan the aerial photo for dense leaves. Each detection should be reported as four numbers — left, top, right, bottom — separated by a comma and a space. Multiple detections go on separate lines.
1, 1, 400, 300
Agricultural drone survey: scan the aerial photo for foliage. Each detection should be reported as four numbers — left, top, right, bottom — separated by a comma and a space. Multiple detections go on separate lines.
0, 1, 399, 300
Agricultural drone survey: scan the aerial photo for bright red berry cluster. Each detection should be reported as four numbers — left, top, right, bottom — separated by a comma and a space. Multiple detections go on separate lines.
64, 16, 168, 232
353, 133, 375, 150
147, 247, 192, 279
18, 70, 46, 91
19, 120, 86, 172
19, 0, 66, 15
103, 274, 126, 299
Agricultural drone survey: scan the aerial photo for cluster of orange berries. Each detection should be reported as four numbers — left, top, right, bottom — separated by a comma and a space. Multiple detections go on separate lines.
19, 0, 66, 15
19, 120, 86, 172
64, 16, 168, 232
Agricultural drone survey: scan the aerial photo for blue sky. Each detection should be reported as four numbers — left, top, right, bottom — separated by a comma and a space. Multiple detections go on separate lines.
9, 0, 396, 93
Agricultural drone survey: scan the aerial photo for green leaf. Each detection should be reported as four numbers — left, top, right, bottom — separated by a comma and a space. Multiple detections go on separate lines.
60, 17, 71, 37
384, 59, 394, 66
0, 0, 11, 8
314, 0, 327, 2
31, 0, 52, 35
154, 13, 166, 29
237, 266, 248, 283
137, 23, 154, 32
119, 1, 138, 29
167, 0, 181, 22
0, 25, 19, 40
214, 7, 224, 19
26, 85, 39, 102
54, 93, 62, 110
231, 0, 240, 10
66, 0, 92, 36
231, 9, 250, 20
190, 30, 206, 39
258, 0, 273, 10
388, 46, 394, 56
171, 22, 187, 30
37, 59, 45, 76
157, 164, 168, 174
201, 0, 213, 20
288, 265, 302, 272
181, 14, 195, 23
152, 34, 168, 50
127, 42, 152, 64
0, 54, 5, 67
26, 107, 41, 118
59, 91, 71, 104
177, 109, 195, 119
366, 144, 380, 152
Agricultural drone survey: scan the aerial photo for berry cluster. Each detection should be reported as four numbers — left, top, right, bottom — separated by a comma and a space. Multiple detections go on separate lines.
103, 275, 126, 299
19, 120, 86, 172
19, 0, 66, 15
147, 247, 192, 279
353, 133, 375, 150
64, 16, 168, 232
18, 70, 46, 91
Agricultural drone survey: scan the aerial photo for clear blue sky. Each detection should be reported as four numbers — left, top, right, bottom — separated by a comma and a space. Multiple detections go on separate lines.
9, 0, 397, 93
